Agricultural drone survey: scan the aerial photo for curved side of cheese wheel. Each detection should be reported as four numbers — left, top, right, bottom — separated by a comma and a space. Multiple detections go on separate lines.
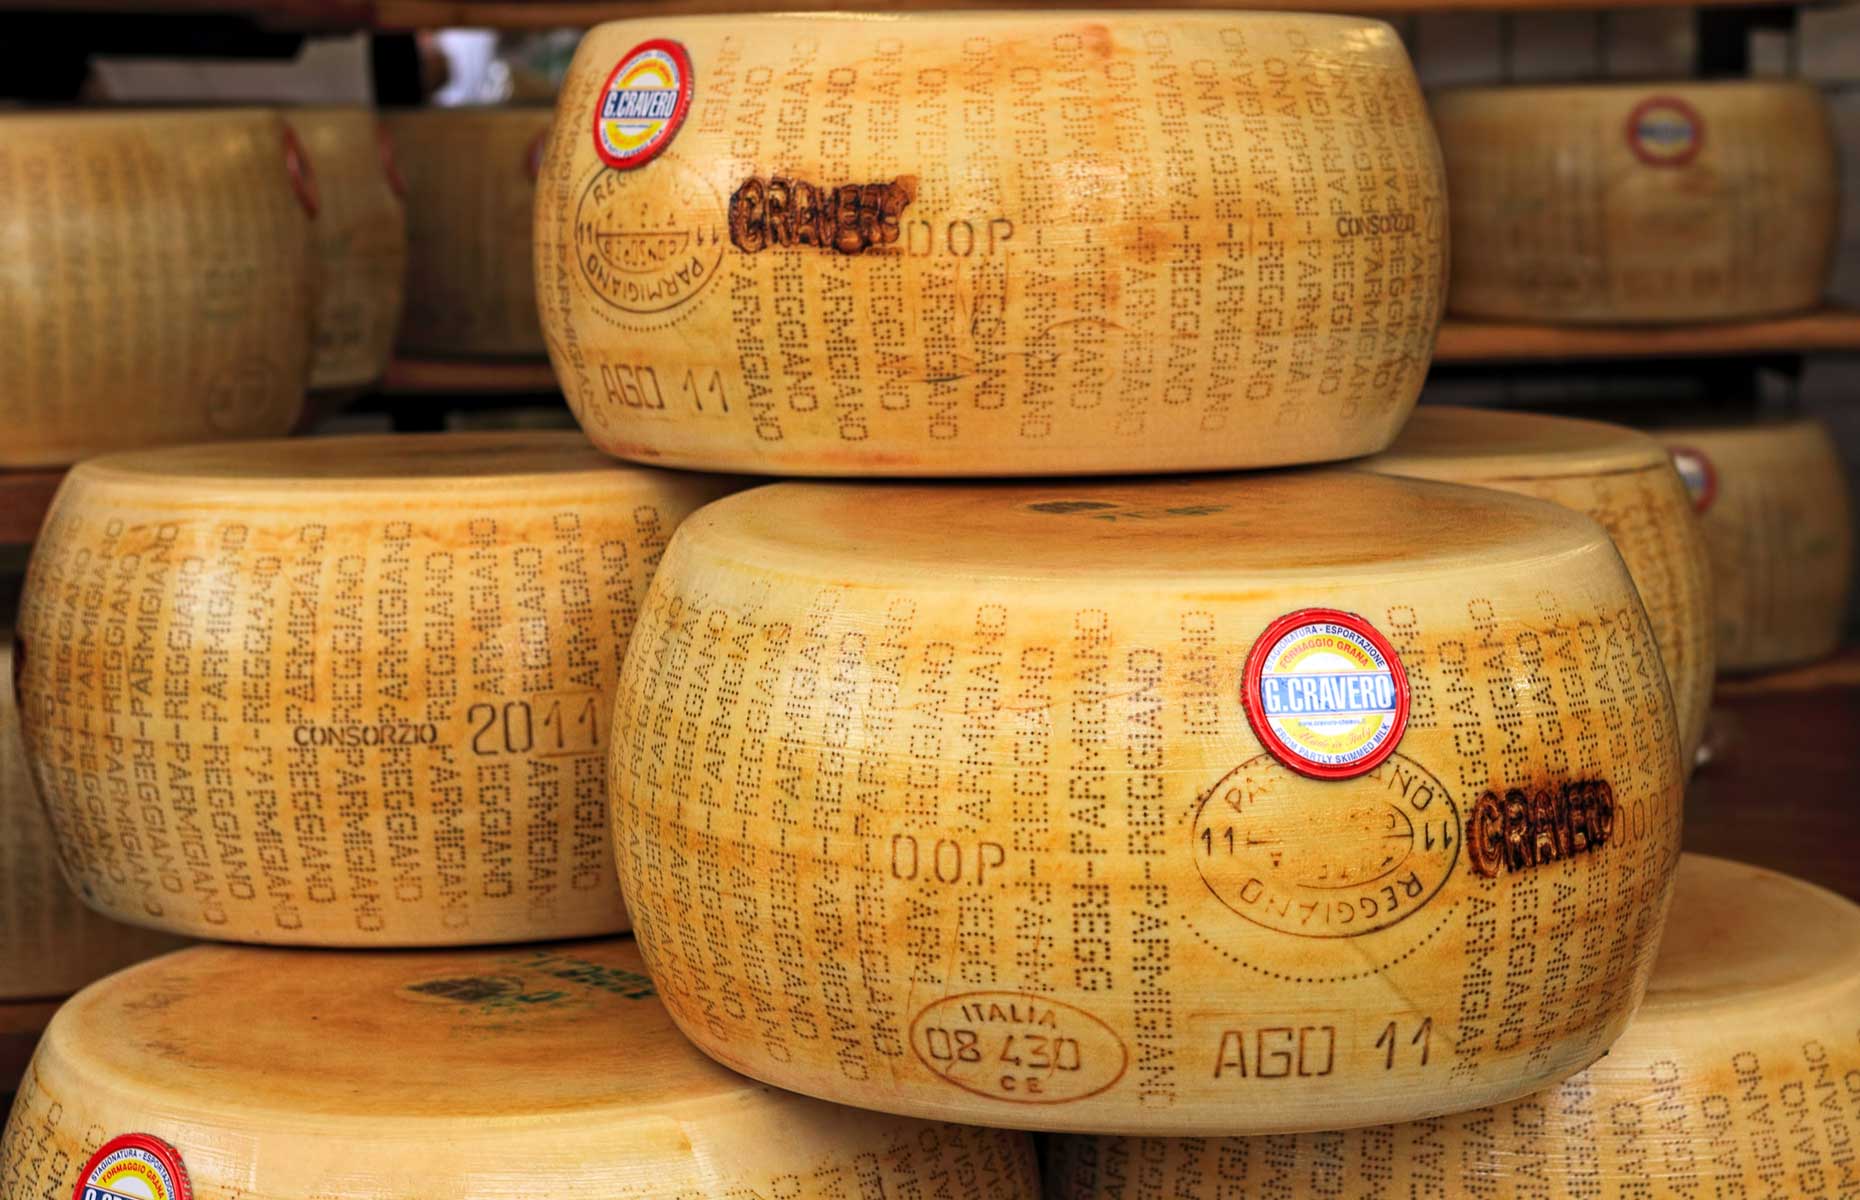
387, 108, 551, 357
0, 110, 315, 467
2, 641, 187, 1003
1046, 853, 1860, 1199
538, 14, 1447, 477
1662, 418, 1852, 673
14, 433, 738, 946
613, 473, 1684, 1135
1361, 406, 1714, 766
1434, 82, 1837, 324
0, 939, 1040, 1199
290, 108, 408, 393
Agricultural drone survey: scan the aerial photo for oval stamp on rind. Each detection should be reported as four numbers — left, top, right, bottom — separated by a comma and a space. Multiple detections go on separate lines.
910, 991, 1128, 1105
1193, 752, 1460, 939
572, 156, 726, 323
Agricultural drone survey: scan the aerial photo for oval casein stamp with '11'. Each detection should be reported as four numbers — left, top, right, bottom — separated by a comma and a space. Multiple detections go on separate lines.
1243, 609, 1411, 780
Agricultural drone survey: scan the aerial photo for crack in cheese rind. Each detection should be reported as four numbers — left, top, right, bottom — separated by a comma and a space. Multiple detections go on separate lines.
1046, 854, 1860, 1198
610, 472, 1685, 1135
537, 14, 1448, 476
0, 110, 314, 468
13, 433, 737, 946
0, 939, 1040, 1198
290, 108, 408, 393
1661, 418, 1852, 674
1361, 406, 1714, 768
386, 108, 553, 358
1434, 82, 1837, 324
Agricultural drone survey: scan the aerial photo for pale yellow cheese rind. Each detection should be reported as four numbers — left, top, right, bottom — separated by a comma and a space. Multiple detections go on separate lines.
0, 109, 314, 467
1047, 854, 1860, 1199
1362, 406, 1714, 767
1663, 418, 1852, 673
387, 107, 552, 358
291, 108, 408, 393
613, 472, 1684, 1135
1434, 81, 1837, 323
15, 432, 737, 946
539, 13, 1447, 476
0, 939, 1040, 1198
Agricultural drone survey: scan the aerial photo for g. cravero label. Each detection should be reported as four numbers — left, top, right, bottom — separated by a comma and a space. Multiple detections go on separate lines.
1242, 609, 1411, 779
74, 1133, 193, 1200
592, 39, 694, 171
911, 992, 1128, 1104
1668, 445, 1718, 514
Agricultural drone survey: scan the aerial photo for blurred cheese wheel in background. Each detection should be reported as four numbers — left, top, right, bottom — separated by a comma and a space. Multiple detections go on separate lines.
1435, 82, 1836, 324
614, 472, 1684, 1135
14, 432, 737, 946
1361, 406, 1713, 766
1662, 418, 1852, 674
1046, 854, 1860, 1199
0, 109, 315, 467
290, 108, 408, 394
388, 107, 551, 357
538, 13, 1447, 476
0, 939, 1041, 1199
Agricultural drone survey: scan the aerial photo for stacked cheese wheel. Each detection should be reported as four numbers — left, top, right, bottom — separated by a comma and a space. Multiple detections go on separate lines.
1662, 418, 1852, 673
613, 472, 1684, 1134
387, 108, 553, 357
3, 642, 185, 1091
1435, 82, 1837, 323
0, 109, 315, 467
1362, 406, 1714, 766
290, 107, 408, 395
14, 432, 735, 946
1047, 854, 1860, 1198
0, 938, 1041, 1198
539, 13, 1448, 476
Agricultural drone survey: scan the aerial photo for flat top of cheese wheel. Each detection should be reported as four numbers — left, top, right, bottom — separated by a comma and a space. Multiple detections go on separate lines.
1365, 406, 1668, 482
693, 473, 1606, 583
588, 10, 1387, 30
72, 431, 629, 490
1646, 855, 1860, 1017
49, 939, 769, 1123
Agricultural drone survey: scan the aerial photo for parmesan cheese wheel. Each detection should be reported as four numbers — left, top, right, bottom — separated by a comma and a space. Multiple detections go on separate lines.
2, 640, 186, 1004
538, 13, 1447, 476
291, 108, 408, 393
0, 939, 1041, 1199
1661, 418, 1852, 674
0, 109, 315, 468
1434, 82, 1837, 324
1360, 406, 1713, 767
614, 472, 1685, 1135
387, 107, 552, 358
14, 432, 737, 946
1046, 853, 1860, 1199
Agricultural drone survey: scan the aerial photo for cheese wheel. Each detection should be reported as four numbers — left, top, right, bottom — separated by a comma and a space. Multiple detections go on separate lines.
614, 472, 1685, 1135
2, 640, 186, 1003
1660, 418, 1852, 674
0, 109, 315, 468
1046, 853, 1860, 1199
14, 432, 737, 946
1434, 82, 1837, 324
537, 14, 1447, 476
387, 107, 552, 358
0, 938, 1041, 1199
291, 108, 408, 393
1360, 406, 1713, 767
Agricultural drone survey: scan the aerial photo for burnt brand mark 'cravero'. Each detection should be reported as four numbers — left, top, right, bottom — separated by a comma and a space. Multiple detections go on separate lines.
1467, 779, 1615, 878
729, 175, 916, 255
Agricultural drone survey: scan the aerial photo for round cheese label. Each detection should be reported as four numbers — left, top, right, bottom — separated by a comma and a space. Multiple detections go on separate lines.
282, 125, 319, 217
1669, 444, 1718, 513
73, 1134, 192, 1200
1627, 95, 1704, 167
592, 40, 693, 171
1242, 609, 1410, 780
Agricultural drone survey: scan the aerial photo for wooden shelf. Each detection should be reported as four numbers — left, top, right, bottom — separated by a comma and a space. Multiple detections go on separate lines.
1434, 307, 1860, 364
0, 469, 64, 547
379, 357, 558, 396
373, 0, 1792, 28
